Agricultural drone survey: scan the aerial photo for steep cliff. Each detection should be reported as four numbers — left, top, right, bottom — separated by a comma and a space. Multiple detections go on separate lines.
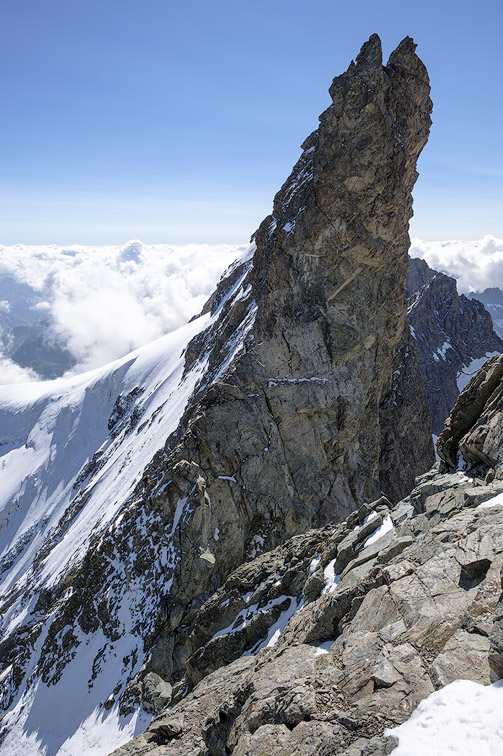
0, 35, 433, 754
407, 257, 502, 434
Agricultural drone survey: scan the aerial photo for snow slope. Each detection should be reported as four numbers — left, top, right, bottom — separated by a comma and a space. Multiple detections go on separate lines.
0, 245, 256, 755
386, 679, 503, 755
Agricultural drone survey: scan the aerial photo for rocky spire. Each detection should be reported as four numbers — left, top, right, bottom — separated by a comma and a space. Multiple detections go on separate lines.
120, 31, 435, 696
0, 35, 436, 747
250, 33, 433, 513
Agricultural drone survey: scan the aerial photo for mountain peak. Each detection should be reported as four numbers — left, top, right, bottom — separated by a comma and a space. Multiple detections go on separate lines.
356, 32, 383, 68
0, 36, 436, 754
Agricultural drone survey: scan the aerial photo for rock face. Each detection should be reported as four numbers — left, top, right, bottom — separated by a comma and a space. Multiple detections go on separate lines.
437, 354, 503, 471
468, 287, 503, 339
112, 357, 503, 756
0, 35, 434, 754
130, 32, 433, 699
407, 257, 503, 434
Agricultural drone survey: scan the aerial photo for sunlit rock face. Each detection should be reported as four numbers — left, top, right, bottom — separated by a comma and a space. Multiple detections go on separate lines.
0, 34, 434, 755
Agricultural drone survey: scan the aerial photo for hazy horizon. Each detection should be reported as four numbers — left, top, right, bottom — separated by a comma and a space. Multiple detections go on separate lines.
0, 235, 501, 385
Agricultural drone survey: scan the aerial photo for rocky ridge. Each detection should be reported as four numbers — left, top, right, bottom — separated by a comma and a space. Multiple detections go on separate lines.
0, 35, 434, 753
407, 257, 502, 434
112, 355, 503, 756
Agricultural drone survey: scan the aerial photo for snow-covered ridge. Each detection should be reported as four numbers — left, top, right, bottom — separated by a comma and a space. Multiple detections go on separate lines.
0, 315, 210, 603
0, 249, 256, 756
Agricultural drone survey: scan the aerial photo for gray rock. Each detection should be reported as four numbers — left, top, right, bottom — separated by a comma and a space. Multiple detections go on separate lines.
142, 672, 173, 714
407, 257, 502, 435
489, 566, 503, 682
112, 454, 503, 754
438, 354, 503, 469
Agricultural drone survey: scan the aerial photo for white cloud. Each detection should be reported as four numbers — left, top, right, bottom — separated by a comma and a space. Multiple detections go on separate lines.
0, 241, 243, 381
2, 235, 501, 386
410, 235, 503, 294
0, 356, 39, 384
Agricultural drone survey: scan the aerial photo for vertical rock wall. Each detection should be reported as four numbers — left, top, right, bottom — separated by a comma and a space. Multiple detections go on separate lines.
0, 35, 436, 730
136, 33, 434, 687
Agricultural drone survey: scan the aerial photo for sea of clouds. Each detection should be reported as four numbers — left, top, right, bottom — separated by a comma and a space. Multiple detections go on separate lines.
1, 236, 502, 385
410, 235, 503, 294
0, 240, 243, 383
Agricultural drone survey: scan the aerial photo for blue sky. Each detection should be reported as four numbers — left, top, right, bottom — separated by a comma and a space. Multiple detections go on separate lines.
1, 0, 502, 245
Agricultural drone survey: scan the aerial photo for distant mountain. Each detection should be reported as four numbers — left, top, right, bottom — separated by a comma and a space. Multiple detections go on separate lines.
468, 287, 503, 339
0, 275, 75, 379
407, 258, 502, 435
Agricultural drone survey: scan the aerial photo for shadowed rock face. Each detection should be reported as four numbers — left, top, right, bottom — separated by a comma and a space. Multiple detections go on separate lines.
125, 31, 433, 703
407, 257, 503, 435
0, 35, 435, 749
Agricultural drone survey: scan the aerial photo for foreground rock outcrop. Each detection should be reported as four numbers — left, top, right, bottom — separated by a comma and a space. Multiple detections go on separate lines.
113, 356, 503, 756
407, 257, 502, 434
438, 353, 503, 471
0, 35, 434, 754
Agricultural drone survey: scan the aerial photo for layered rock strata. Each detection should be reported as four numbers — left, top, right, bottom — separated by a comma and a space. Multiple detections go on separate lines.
113, 359, 503, 756
407, 257, 502, 434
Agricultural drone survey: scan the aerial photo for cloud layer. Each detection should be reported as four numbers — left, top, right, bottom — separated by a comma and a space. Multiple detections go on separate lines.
0, 241, 242, 382
410, 236, 503, 294
1, 236, 502, 386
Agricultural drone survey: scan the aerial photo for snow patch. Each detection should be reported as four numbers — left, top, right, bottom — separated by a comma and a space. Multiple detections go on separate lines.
312, 640, 335, 656
322, 559, 341, 594
457, 352, 501, 392
245, 596, 304, 654
385, 679, 503, 755
477, 492, 503, 509
362, 515, 395, 549
435, 341, 452, 361
308, 554, 321, 575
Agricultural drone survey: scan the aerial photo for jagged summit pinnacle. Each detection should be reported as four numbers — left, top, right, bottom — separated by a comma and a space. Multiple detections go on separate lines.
355, 32, 383, 68
0, 36, 435, 755
353, 33, 421, 68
